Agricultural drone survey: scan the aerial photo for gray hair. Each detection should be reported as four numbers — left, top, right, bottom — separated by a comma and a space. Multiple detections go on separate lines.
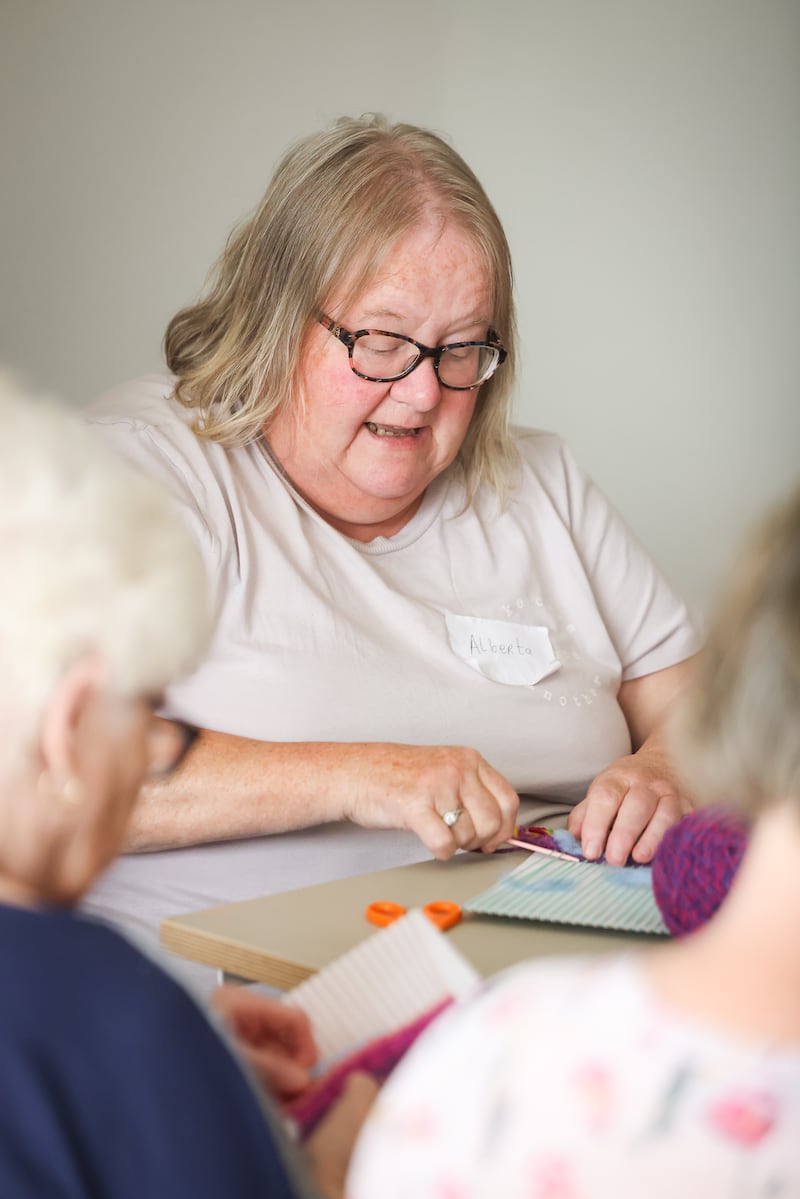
165, 114, 519, 502
0, 373, 211, 751
674, 485, 800, 815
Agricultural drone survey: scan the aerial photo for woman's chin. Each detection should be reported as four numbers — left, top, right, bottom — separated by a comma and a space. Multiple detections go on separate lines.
317, 488, 428, 542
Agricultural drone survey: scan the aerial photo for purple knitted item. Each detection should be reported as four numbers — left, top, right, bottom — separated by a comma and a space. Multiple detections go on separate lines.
651, 806, 750, 937
283, 998, 452, 1140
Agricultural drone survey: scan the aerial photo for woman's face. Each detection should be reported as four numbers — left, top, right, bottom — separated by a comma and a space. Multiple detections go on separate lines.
79, 703, 195, 889
86, 699, 156, 872
267, 216, 494, 541
0, 693, 156, 909
2, 693, 196, 908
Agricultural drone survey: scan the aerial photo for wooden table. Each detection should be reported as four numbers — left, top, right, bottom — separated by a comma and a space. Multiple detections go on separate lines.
161, 848, 651, 989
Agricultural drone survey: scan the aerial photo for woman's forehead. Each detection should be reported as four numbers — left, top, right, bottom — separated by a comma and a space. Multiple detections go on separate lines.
328, 219, 493, 319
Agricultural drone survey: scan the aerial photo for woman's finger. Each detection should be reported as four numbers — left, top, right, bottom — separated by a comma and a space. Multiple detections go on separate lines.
242, 1046, 314, 1101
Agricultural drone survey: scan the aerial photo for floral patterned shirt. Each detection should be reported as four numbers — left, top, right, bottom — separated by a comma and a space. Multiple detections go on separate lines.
347, 954, 800, 1198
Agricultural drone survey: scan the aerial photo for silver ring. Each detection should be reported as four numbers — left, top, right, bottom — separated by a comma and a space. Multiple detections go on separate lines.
442, 808, 465, 828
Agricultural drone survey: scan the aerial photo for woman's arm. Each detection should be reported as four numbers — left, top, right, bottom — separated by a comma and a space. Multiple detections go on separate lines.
567, 655, 698, 865
305, 1073, 379, 1199
125, 731, 519, 858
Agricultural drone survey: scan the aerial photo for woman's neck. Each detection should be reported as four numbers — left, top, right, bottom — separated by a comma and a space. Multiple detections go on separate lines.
645, 800, 800, 1044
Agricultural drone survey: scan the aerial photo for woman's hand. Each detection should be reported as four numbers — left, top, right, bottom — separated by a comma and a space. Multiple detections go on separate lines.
567, 740, 692, 865
567, 658, 697, 865
341, 743, 519, 859
125, 733, 519, 853
209, 984, 318, 1101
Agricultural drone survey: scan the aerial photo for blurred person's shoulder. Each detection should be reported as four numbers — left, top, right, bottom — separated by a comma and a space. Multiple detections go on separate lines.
0, 903, 197, 1036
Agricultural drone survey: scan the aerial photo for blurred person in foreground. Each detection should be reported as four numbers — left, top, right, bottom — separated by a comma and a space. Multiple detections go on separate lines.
0, 374, 374, 1199
347, 484, 800, 1198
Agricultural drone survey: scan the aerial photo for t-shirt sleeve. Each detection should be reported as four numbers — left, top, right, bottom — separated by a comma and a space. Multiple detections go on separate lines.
85, 378, 229, 636
86, 386, 219, 556
522, 432, 704, 680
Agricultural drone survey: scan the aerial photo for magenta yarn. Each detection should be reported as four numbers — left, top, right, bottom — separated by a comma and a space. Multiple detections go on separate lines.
651, 806, 750, 937
285, 998, 452, 1140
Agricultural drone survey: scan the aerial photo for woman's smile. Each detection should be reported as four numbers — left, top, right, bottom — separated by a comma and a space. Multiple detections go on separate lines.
364, 421, 423, 438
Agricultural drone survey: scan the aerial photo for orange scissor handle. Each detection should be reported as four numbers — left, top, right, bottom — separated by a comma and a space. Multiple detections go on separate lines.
365, 900, 462, 932
422, 901, 462, 931
365, 900, 406, 928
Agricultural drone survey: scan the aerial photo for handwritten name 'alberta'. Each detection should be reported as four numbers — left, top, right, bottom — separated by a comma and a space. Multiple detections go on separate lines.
469, 634, 537, 657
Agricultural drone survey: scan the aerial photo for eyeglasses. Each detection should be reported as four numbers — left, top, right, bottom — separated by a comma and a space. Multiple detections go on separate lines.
320, 315, 506, 391
144, 716, 200, 780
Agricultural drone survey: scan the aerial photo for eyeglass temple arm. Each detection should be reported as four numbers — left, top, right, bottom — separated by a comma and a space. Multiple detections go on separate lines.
319, 315, 354, 348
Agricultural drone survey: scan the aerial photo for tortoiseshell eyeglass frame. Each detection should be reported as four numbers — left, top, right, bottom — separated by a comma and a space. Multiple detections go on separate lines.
319, 315, 507, 391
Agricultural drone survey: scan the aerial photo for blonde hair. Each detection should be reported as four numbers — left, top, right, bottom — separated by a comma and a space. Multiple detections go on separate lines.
165, 114, 518, 501
0, 373, 211, 749
675, 485, 800, 814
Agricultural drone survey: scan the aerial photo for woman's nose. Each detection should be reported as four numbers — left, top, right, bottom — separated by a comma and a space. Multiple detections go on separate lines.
388, 356, 442, 411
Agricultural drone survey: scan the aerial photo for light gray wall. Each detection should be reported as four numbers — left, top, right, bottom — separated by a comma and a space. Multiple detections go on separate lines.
2, 0, 798, 609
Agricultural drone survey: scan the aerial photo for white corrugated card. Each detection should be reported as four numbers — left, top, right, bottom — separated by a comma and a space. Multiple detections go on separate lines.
282, 908, 479, 1062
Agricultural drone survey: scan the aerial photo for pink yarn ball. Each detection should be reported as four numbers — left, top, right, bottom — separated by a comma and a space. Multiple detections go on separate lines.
652, 806, 749, 937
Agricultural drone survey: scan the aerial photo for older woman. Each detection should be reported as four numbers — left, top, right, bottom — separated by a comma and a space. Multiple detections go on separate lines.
0, 374, 373, 1199
88, 115, 700, 990
347, 485, 800, 1198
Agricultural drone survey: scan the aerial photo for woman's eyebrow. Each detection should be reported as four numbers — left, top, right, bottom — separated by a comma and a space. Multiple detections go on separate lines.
357, 309, 405, 324
358, 309, 491, 330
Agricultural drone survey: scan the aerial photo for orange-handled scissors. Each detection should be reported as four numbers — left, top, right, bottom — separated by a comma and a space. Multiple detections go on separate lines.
365, 900, 462, 932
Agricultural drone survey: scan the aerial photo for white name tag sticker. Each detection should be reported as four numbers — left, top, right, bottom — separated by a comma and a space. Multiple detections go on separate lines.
445, 614, 560, 686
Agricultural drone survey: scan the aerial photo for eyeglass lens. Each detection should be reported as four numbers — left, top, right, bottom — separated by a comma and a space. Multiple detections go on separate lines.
351, 333, 498, 387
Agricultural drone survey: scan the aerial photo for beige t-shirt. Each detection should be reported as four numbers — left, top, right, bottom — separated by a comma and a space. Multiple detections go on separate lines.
85, 375, 702, 994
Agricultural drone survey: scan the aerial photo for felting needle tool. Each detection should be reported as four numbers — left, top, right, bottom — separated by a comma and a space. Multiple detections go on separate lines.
506, 839, 583, 863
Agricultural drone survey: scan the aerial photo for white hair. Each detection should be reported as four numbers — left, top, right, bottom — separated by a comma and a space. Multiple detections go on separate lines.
0, 373, 211, 748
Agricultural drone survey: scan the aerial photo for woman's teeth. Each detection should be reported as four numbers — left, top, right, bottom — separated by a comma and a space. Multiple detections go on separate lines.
365, 422, 420, 437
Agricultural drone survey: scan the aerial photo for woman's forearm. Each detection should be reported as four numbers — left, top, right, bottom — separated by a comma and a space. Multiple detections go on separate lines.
124, 731, 363, 851
124, 729, 519, 854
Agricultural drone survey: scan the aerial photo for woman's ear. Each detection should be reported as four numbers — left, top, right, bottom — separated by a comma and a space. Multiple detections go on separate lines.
38, 655, 109, 789
0, 655, 116, 908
